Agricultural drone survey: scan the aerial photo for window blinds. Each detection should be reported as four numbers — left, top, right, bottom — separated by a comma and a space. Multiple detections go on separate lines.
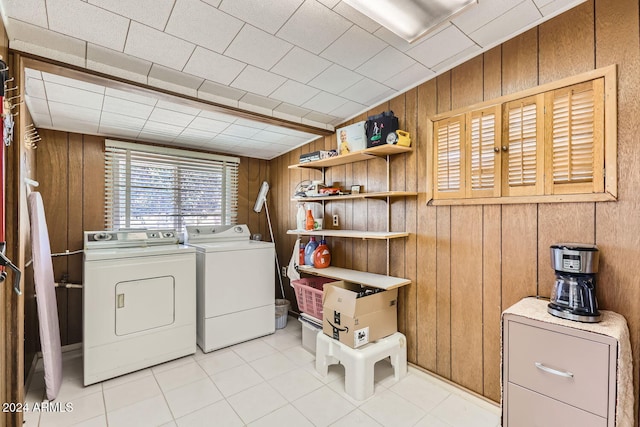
105, 140, 239, 231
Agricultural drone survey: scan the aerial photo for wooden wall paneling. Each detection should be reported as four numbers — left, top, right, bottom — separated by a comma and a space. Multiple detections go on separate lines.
82, 135, 105, 231
500, 25, 539, 311
594, 0, 640, 423
416, 80, 438, 371
538, 1, 595, 84
435, 72, 452, 379
482, 46, 503, 402
536, 1, 596, 298
237, 157, 249, 227
449, 205, 483, 393
246, 157, 260, 236
449, 57, 484, 394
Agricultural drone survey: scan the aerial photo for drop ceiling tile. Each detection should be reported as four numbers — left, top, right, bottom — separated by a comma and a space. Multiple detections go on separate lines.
25, 76, 46, 99
47, 0, 129, 51
269, 80, 320, 106
6, 19, 87, 67
103, 96, 154, 119
2, 0, 48, 27
88, 0, 175, 30
237, 101, 274, 117
86, 44, 152, 85
100, 111, 147, 129
340, 77, 391, 104
156, 100, 202, 117
372, 27, 413, 52
141, 120, 185, 136
467, 1, 541, 47
24, 97, 49, 115
320, 25, 386, 70
137, 131, 177, 143
432, 45, 482, 72
328, 100, 367, 120
98, 126, 141, 138
125, 22, 196, 70
165, 0, 243, 53
273, 103, 312, 119
48, 101, 102, 123
148, 64, 204, 98
53, 119, 99, 134
148, 107, 196, 127
233, 118, 269, 130
183, 47, 246, 86
198, 80, 247, 103
212, 134, 250, 146
230, 66, 287, 97
308, 64, 363, 94
178, 127, 217, 142
302, 91, 347, 114
44, 82, 104, 109
537, 0, 586, 15
304, 111, 338, 124
105, 87, 158, 106
356, 46, 417, 83
188, 117, 232, 133
270, 47, 332, 84
219, 0, 304, 34
198, 110, 238, 122
225, 25, 293, 70
223, 124, 261, 138
384, 62, 433, 91
24, 68, 42, 79
332, 2, 380, 33
301, 117, 329, 129
276, 0, 351, 54
42, 72, 105, 94
30, 112, 53, 128
453, 0, 523, 34
252, 130, 292, 143
407, 24, 476, 68
316, 0, 340, 8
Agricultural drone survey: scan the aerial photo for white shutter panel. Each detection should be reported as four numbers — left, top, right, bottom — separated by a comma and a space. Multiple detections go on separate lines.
468, 106, 500, 197
434, 115, 465, 199
105, 140, 239, 230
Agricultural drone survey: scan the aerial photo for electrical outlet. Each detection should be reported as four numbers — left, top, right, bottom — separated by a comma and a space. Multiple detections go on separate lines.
333, 214, 339, 227
281, 266, 287, 277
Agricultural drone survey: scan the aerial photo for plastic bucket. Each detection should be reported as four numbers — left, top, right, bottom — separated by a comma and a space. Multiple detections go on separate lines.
275, 299, 291, 329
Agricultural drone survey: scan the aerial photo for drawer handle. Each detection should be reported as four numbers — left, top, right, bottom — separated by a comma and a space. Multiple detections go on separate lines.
535, 362, 574, 378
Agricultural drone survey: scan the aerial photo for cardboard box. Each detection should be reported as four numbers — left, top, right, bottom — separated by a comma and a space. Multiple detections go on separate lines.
336, 121, 366, 155
322, 281, 398, 348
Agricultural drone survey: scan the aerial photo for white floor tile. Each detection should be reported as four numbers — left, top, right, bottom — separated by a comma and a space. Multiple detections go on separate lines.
226, 382, 288, 424
163, 378, 223, 419
326, 375, 380, 407
106, 395, 173, 427
103, 375, 162, 412
329, 409, 383, 427
232, 339, 278, 362
175, 400, 244, 427
159, 422, 178, 427
250, 352, 295, 379
359, 389, 426, 427
39, 392, 105, 427
247, 404, 314, 427
55, 375, 102, 403
430, 394, 500, 427
281, 345, 316, 366
154, 361, 208, 392
388, 372, 451, 412
102, 368, 153, 390
72, 414, 108, 427
261, 330, 302, 350
210, 364, 264, 397
414, 414, 453, 427
292, 386, 356, 427
196, 348, 247, 375
151, 355, 194, 374
267, 367, 325, 401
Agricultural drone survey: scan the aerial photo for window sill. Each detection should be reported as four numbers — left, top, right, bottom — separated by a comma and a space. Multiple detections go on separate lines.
429, 192, 616, 206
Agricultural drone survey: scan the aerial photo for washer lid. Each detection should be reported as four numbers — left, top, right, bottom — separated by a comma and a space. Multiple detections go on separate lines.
84, 244, 195, 261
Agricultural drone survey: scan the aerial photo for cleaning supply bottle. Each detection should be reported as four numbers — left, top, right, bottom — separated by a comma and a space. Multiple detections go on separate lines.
299, 241, 305, 265
304, 236, 318, 266
313, 239, 331, 268
305, 208, 315, 231
296, 203, 306, 230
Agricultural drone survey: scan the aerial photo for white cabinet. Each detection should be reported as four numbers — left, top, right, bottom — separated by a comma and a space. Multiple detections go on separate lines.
288, 144, 415, 289
502, 298, 631, 427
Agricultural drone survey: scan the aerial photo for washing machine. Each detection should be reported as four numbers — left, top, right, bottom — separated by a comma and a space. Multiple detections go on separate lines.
83, 229, 196, 385
185, 224, 275, 352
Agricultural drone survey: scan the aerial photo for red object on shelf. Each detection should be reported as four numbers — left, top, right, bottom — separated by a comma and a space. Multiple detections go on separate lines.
291, 277, 335, 321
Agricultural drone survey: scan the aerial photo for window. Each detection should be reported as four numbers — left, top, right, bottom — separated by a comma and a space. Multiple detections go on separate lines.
105, 140, 239, 230
428, 65, 616, 205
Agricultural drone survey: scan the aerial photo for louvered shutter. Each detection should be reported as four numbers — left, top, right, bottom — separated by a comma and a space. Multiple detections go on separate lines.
105, 140, 239, 231
545, 79, 604, 194
434, 115, 466, 199
502, 95, 545, 197
467, 106, 501, 198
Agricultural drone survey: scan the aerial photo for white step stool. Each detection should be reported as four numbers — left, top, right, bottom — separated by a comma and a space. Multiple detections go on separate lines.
315, 332, 407, 400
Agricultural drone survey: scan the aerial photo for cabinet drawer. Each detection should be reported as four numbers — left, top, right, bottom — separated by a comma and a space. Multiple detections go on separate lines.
506, 382, 606, 427
507, 320, 610, 417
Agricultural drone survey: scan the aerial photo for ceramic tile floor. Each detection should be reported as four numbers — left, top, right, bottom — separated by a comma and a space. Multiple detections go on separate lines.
24, 317, 501, 427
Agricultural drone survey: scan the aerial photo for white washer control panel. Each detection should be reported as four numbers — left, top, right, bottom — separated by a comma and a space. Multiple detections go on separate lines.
84, 229, 180, 249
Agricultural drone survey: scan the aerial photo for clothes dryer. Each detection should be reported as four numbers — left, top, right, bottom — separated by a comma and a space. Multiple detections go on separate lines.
83, 229, 196, 385
185, 224, 275, 352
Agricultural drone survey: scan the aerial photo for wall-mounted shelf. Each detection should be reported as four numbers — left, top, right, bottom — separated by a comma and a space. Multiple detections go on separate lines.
289, 145, 412, 170
287, 229, 409, 240
297, 266, 410, 290
292, 191, 417, 202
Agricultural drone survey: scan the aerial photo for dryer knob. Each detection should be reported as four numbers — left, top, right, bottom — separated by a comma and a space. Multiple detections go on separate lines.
234, 226, 243, 233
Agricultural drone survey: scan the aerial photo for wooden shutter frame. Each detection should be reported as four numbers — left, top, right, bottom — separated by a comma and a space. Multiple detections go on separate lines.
433, 115, 466, 200
466, 106, 501, 198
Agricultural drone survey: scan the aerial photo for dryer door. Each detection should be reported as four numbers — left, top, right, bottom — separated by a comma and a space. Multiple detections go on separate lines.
115, 276, 175, 335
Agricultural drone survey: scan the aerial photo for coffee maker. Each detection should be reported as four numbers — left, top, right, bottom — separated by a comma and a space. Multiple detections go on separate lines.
548, 243, 601, 323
